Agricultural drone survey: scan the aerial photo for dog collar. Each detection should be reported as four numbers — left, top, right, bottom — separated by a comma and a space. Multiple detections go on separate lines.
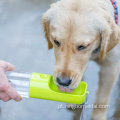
110, 0, 118, 24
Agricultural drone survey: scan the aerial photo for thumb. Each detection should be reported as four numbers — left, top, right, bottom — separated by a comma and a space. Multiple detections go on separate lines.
5, 62, 15, 71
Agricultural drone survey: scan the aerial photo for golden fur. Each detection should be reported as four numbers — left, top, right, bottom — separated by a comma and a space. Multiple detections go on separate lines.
42, 0, 120, 119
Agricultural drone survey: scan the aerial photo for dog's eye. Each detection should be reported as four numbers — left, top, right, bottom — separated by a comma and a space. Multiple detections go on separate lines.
54, 40, 60, 46
77, 45, 87, 51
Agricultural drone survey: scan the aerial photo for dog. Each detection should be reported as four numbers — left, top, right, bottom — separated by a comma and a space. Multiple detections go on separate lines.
42, 0, 120, 119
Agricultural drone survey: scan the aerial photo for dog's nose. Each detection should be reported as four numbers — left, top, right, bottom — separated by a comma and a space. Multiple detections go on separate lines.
57, 77, 72, 86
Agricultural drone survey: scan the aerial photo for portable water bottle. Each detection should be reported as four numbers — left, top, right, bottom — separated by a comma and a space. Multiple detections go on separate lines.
6, 71, 88, 104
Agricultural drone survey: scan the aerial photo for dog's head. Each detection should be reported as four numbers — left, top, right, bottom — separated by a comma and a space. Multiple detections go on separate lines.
42, 0, 120, 92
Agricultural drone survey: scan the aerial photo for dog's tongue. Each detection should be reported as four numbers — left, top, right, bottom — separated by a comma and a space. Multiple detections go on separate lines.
58, 87, 74, 93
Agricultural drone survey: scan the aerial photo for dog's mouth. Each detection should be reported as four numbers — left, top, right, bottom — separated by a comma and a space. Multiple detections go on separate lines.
58, 87, 74, 93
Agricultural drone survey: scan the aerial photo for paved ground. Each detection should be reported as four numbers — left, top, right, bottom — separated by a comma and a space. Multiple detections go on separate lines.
0, 0, 119, 120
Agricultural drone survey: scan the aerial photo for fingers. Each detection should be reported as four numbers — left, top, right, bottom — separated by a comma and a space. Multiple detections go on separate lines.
0, 84, 22, 102
0, 61, 22, 102
5, 85, 22, 101
0, 74, 22, 102
5, 62, 15, 71
0, 60, 15, 72
0, 91, 11, 102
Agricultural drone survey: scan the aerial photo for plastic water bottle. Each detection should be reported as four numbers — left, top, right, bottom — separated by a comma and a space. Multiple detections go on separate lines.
6, 71, 88, 105
6, 71, 89, 120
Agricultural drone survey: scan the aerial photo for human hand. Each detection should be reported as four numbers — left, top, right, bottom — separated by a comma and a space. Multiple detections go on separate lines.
0, 60, 22, 102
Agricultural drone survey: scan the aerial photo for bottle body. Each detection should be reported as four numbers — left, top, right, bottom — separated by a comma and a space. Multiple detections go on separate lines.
6, 71, 88, 105
6, 71, 31, 98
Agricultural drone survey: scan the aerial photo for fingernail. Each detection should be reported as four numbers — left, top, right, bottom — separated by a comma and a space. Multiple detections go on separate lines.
15, 96, 22, 102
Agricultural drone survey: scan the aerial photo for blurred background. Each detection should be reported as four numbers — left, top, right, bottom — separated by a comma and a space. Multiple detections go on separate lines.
0, 0, 119, 120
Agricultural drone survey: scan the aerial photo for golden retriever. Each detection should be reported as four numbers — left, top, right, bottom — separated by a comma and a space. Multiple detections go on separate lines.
42, 0, 120, 119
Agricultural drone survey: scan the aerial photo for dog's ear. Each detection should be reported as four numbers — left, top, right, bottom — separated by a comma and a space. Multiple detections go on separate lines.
99, 14, 120, 60
42, 11, 53, 49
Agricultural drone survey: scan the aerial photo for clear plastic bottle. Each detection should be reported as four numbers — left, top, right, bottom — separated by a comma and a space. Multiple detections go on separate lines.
6, 71, 31, 98
6, 71, 88, 106
6, 71, 89, 120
